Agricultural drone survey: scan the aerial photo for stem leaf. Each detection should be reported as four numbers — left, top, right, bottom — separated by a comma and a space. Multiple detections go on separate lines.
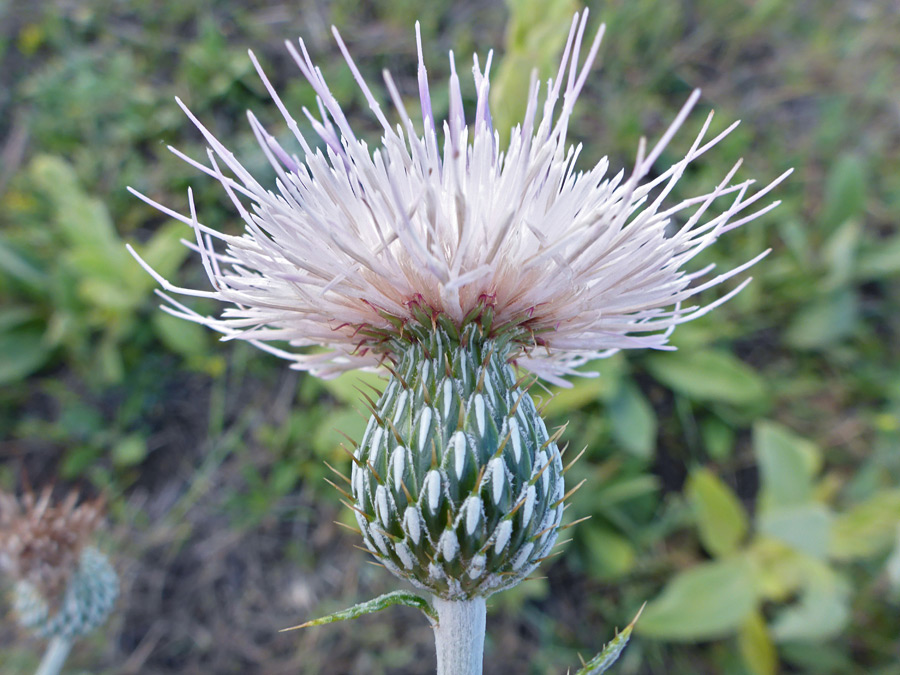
280, 591, 436, 632
573, 605, 643, 674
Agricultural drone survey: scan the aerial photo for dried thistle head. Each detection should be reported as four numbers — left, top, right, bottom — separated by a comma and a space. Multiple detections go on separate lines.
0, 487, 105, 608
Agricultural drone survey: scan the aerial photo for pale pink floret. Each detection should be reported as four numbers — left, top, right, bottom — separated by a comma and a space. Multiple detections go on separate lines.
129, 11, 790, 386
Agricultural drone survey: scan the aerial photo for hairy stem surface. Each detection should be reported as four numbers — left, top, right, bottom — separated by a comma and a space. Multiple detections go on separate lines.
35, 636, 72, 675
432, 596, 486, 675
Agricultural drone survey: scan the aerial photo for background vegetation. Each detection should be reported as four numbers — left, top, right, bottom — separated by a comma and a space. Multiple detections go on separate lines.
1, 0, 898, 673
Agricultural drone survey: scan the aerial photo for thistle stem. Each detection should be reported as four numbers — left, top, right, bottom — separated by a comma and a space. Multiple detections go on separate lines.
431, 596, 486, 675
35, 636, 73, 675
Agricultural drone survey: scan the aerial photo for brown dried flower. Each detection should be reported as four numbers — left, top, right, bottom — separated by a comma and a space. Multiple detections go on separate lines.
0, 487, 104, 607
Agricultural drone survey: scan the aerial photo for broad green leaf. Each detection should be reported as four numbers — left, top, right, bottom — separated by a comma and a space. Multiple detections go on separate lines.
784, 289, 858, 350
830, 489, 900, 560
136, 220, 192, 282
759, 503, 831, 559
638, 557, 759, 641
0, 326, 53, 385
686, 467, 748, 557
644, 350, 768, 407
753, 421, 820, 510
821, 220, 860, 290
856, 233, 900, 280
281, 591, 436, 631
820, 155, 866, 231
770, 565, 850, 642
574, 606, 642, 674
738, 612, 777, 675
0, 239, 46, 291
609, 379, 656, 460
152, 313, 209, 358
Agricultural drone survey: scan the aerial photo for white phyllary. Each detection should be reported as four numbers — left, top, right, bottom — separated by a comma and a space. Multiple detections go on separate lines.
474, 394, 486, 437
451, 431, 467, 479
425, 470, 442, 513
463, 496, 482, 536
509, 417, 522, 462
521, 485, 537, 527
375, 485, 391, 527
418, 408, 433, 453
493, 520, 512, 555
391, 446, 406, 486
440, 530, 460, 562
403, 506, 422, 545
393, 389, 409, 425
488, 458, 505, 505
442, 379, 454, 419
511, 542, 535, 572
396, 540, 416, 570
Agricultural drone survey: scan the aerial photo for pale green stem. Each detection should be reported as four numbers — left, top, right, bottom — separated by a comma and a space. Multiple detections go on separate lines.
431, 596, 486, 675
35, 636, 73, 675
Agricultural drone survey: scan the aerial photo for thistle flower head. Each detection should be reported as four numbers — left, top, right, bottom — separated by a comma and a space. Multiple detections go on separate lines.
130, 10, 790, 386
0, 488, 103, 606
0, 488, 118, 639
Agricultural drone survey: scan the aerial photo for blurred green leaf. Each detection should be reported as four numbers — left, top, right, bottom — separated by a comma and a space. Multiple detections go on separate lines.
820, 155, 866, 231
700, 417, 735, 460
784, 289, 859, 349
686, 467, 748, 557
490, 0, 578, 141
136, 220, 192, 282
856, 233, 900, 280
112, 433, 148, 467
0, 238, 46, 291
609, 379, 656, 460
759, 504, 831, 559
830, 489, 900, 560
0, 326, 53, 384
644, 350, 768, 407
754, 421, 820, 509
152, 313, 209, 358
639, 557, 759, 641
737, 612, 777, 675
770, 564, 850, 642
821, 220, 860, 290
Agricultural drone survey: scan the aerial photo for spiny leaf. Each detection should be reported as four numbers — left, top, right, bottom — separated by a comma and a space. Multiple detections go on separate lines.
280, 591, 436, 632
573, 604, 643, 674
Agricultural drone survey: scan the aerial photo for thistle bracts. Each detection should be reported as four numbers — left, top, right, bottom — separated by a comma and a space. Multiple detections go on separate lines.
14, 546, 118, 639
351, 323, 565, 599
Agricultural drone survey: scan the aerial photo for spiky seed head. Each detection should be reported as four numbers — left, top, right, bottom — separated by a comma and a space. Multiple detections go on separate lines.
0, 488, 104, 606
0, 489, 118, 638
352, 324, 564, 599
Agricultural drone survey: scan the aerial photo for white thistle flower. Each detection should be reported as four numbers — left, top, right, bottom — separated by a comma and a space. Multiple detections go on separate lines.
129, 11, 790, 386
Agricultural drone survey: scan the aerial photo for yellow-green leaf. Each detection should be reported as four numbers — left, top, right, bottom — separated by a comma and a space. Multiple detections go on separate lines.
686, 467, 748, 557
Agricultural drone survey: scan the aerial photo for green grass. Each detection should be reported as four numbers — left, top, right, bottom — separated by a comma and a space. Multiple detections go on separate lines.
1, 0, 899, 673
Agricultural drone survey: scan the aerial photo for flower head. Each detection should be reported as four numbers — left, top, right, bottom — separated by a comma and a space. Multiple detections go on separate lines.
0, 488, 118, 639
130, 11, 789, 385
0, 488, 103, 605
